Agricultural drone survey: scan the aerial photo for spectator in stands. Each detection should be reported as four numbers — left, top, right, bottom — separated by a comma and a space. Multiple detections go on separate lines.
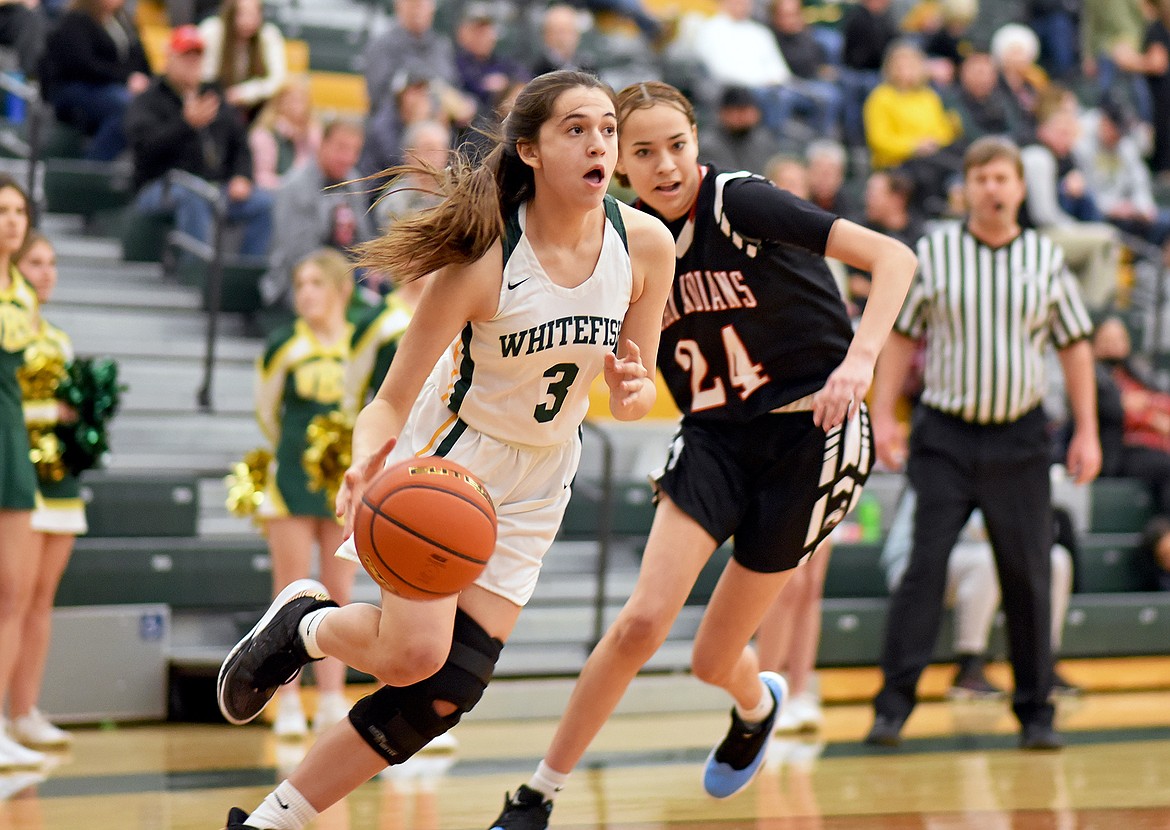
863, 40, 964, 211
693, 0, 831, 142
991, 23, 1049, 139
126, 26, 273, 259
372, 119, 448, 236
1027, 0, 1079, 81
39, 0, 150, 161
198, 0, 287, 123
698, 85, 779, 178
1076, 98, 1170, 246
1082, 0, 1150, 120
765, 152, 809, 197
840, 0, 900, 146
882, 485, 1079, 699
0, 176, 47, 771
262, 119, 372, 310
1022, 102, 1123, 311
805, 138, 859, 219
1093, 315, 1170, 591
948, 51, 1030, 144
248, 76, 322, 192
532, 3, 598, 76
255, 248, 360, 738
7, 232, 80, 754
849, 169, 923, 312
0, 0, 47, 78
1127, 0, 1170, 181
363, 0, 458, 121
766, 0, 843, 140
453, 1, 529, 118
359, 69, 458, 177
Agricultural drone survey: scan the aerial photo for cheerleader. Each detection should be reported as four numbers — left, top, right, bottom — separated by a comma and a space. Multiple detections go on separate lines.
8, 233, 82, 752
0, 178, 46, 770
254, 248, 358, 737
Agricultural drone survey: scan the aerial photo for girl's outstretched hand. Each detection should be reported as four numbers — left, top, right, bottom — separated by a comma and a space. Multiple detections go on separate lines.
604, 339, 649, 409
337, 436, 398, 537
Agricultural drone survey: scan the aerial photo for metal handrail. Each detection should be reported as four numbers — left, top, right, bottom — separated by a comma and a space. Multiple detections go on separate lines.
581, 419, 616, 651
163, 169, 229, 413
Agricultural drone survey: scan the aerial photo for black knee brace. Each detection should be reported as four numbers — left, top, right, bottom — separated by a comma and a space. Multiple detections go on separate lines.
348, 608, 503, 764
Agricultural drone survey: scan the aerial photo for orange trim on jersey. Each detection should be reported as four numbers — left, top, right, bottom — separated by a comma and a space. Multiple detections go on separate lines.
440, 339, 463, 404
418, 411, 459, 455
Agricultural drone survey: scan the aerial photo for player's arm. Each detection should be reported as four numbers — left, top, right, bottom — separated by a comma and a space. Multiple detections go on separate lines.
254, 345, 287, 445
824, 219, 917, 370
355, 246, 502, 461
606, 206, 674, 421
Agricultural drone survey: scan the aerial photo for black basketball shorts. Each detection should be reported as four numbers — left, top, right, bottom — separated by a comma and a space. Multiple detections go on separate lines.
653, 405, 873, 573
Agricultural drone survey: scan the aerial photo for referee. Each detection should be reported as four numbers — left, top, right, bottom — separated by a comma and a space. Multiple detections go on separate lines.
866, 136, 1101, 750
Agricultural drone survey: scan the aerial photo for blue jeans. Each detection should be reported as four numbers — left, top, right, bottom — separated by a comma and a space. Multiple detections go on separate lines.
134, 178, 274, 257
760, 78, 843, 139
1030, 12, 1077, 80
50, 82, 130, 161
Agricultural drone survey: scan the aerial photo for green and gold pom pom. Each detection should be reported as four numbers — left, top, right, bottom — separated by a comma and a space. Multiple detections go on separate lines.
303, 411, 353, 508
225, 448, 273, 518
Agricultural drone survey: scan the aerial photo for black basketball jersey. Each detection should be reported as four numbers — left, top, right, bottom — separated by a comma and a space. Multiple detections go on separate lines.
640, 165, 854, 423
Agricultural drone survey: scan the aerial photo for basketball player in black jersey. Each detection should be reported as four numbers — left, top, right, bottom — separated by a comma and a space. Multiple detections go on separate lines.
489, 81, 918, 828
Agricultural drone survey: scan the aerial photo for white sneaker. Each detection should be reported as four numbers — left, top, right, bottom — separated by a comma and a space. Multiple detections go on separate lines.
10, 709, 72, 749
0, 733, 45, 770
312, 693, 351, 734
272, 694, 308, 739
774, 691, 821, 734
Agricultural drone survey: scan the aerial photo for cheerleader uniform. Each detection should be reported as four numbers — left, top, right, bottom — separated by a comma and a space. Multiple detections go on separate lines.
255, 318, 352, 519
343, 292, 412, 416
0, 265, 39, 511
24, 317, 87, 534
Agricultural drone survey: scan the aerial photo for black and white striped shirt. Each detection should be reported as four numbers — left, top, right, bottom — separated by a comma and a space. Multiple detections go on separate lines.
896, 222, 1093, 425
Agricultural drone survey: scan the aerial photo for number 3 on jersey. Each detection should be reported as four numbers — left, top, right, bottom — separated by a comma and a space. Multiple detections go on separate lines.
535, 362, 580, 423
675, 325, 769, 412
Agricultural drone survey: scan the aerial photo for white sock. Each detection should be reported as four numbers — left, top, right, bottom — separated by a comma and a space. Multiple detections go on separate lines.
297, 608, 335, 660
734, 678, 775, 725
245, 780, 318, 830
525, 760, 570, 802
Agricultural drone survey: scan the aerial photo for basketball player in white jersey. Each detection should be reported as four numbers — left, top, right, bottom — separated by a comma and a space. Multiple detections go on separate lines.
213, 70, 675, 830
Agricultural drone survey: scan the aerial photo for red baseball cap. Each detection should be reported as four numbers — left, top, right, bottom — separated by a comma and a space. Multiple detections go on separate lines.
169, 25, 205, 55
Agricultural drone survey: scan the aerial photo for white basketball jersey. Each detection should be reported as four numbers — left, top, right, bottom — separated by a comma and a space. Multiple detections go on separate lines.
423, 196, 633, 449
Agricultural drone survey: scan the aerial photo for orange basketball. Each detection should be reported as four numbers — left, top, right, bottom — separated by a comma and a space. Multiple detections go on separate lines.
353, 457, 497, 600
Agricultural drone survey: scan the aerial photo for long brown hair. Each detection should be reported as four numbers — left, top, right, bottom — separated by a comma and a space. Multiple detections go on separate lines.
355, 70, 616, 285
0, 174, 32, 257
216, 0, 267, 89
612, 81, 696, 187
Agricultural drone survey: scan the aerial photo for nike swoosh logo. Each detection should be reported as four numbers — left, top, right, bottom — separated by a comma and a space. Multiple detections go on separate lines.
507, 278, 530, 290
276, 795, 290, 809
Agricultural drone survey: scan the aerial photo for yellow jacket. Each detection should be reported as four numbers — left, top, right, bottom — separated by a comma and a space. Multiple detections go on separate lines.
863, 83, 960, 169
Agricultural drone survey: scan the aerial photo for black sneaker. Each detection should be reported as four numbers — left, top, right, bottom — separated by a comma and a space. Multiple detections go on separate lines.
863, 714, 905, 747
224, 807, 258, 829
488, 784, 553, 830
217, 579, 337, 725
1019, 722, 1064, 751
702, 672, 786, 798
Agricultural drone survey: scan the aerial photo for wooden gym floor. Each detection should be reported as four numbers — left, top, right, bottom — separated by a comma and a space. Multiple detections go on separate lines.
3, 660, 1170, 830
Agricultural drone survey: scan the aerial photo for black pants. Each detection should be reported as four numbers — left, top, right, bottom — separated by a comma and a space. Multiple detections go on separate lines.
874, 406, 1055, 729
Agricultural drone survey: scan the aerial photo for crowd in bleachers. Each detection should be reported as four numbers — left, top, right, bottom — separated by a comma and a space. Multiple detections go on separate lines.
1, 0, 1168, 324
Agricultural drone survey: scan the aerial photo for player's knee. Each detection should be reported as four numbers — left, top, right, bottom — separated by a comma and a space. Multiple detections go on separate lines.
369, 642, 449, 688
689, 648, 737, 687
608, 610, 671, 660
349, 609, 503, 765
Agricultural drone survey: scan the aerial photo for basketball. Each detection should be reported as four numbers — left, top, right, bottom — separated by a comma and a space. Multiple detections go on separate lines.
353, 457, 497, 600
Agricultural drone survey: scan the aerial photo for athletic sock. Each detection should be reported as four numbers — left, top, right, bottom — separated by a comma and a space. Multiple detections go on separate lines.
525, 760, 570, 802
298, 608, 336, 660
245, 780, 318, 830
734, 677, 775, 725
